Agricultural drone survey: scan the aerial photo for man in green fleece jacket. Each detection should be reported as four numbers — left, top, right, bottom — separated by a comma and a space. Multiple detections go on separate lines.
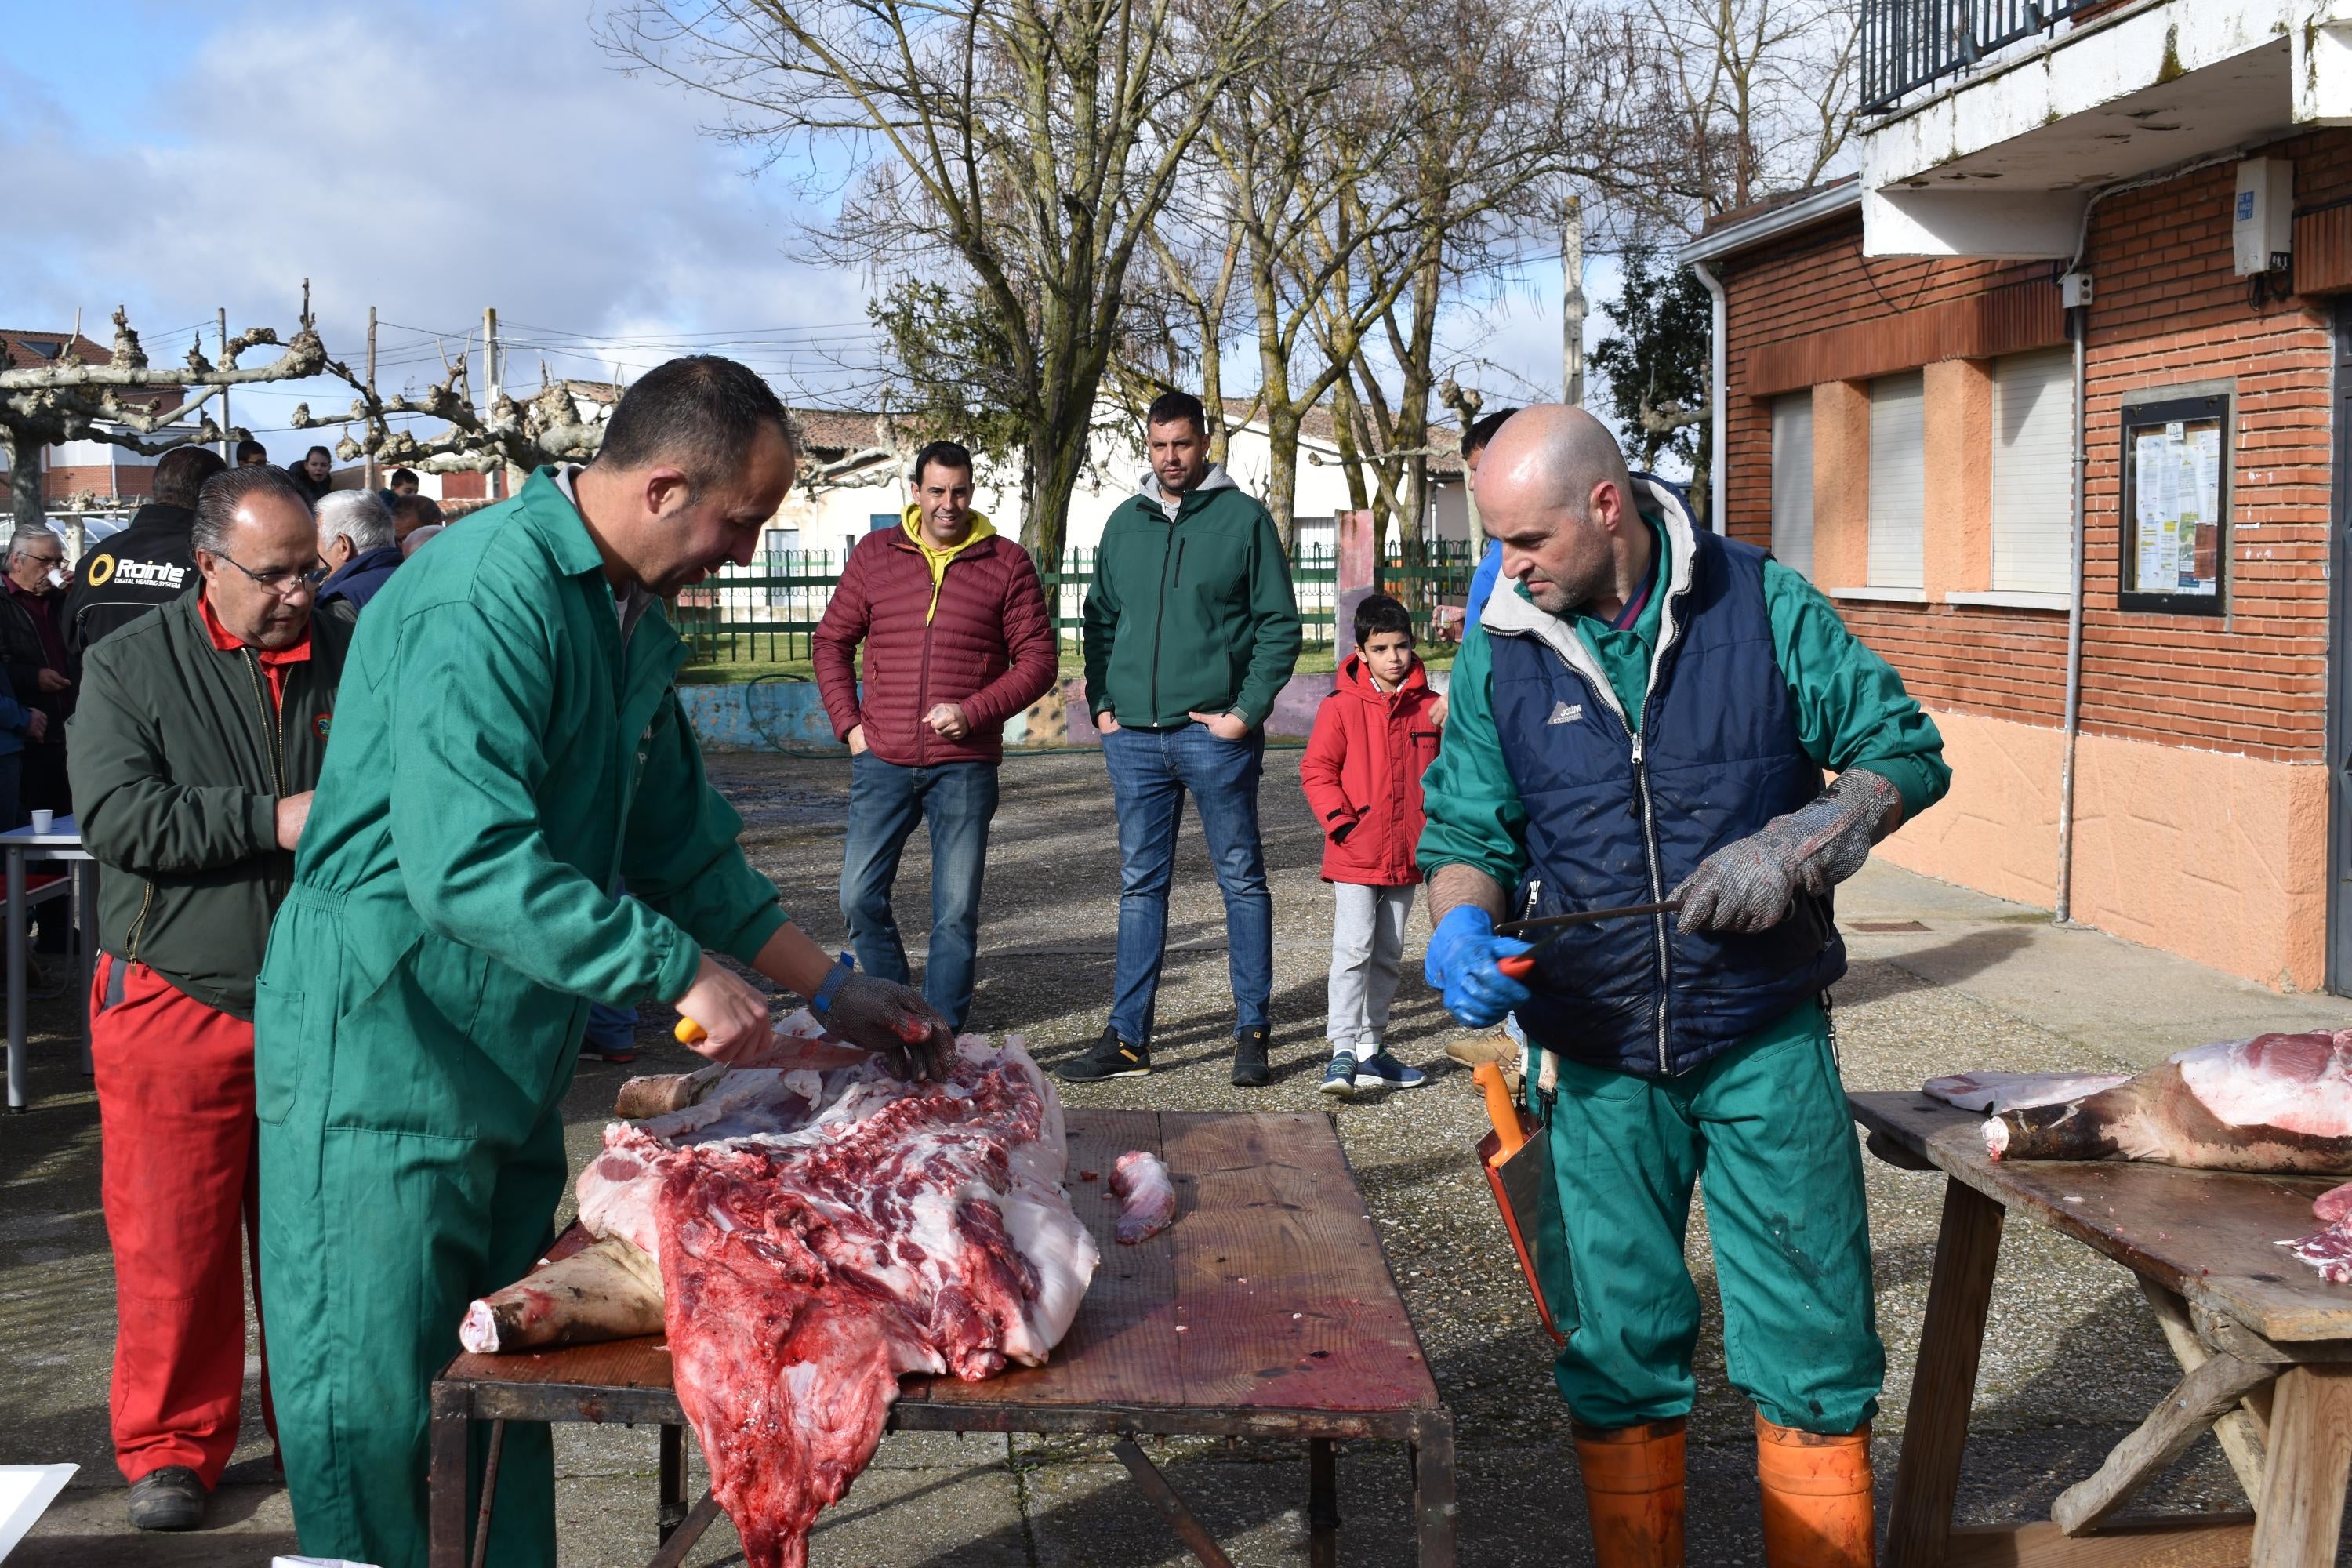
1417, 407, 1947, 1566
1062, 390, 1301, 1087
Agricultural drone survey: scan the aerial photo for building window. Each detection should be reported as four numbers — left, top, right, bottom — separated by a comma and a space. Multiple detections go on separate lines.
1769, 393, 1814, 579
1991, 350, 2074, 594
1867, 372, 1925, 590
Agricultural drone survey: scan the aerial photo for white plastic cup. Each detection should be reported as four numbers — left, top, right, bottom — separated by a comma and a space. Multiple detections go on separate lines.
27, 810, 53, 834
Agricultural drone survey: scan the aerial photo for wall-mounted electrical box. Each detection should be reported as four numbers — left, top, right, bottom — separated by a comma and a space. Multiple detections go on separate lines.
2234, 158, 2293, 276
2060, 271, 2093, 308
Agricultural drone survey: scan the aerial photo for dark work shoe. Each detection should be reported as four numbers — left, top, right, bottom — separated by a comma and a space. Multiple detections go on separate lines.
126, 1465, 206, 1530
1056, 1028, 1150, 1081
1232, 1026, 1272, 1087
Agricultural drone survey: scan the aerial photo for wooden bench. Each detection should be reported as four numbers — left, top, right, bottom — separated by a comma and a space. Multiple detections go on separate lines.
429, 1108, 1456, 1568
1853, 1089, 2352, 1568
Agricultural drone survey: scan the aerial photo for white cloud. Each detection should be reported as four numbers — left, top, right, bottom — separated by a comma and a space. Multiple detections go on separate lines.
0, 0, 874, 432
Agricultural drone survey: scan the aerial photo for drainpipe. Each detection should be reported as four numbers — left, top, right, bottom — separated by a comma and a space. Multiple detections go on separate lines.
2054, 302, 2089, 925
2051, 148, 2244, 924
1690, 261, 1726, 532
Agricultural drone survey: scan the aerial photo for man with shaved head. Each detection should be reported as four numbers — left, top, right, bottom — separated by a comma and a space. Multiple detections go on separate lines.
1417, 406, 1948, 1568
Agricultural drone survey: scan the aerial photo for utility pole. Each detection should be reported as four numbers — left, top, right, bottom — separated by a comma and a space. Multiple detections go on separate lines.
1562, 193, 1586, 407
483, 307, 503, 499
363, 307, 379, 491
217, 308, 230, 459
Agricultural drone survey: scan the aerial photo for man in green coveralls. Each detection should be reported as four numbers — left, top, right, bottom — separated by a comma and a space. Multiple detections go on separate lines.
255, 358, 953, 1568
1418, 407, 1948, 1566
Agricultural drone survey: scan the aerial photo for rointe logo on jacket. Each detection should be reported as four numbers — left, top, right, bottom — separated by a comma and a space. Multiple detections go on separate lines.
85, 554, 187, 590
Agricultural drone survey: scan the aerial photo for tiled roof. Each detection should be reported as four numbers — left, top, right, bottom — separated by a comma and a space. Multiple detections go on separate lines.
791, 408, 890, 456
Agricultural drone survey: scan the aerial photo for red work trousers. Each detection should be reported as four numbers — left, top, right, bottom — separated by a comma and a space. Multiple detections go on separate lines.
89, 954, 277, 1486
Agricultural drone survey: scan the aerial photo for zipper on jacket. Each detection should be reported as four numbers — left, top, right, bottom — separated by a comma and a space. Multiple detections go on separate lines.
915, 561, 938, 768
1628, 731, 1671, 1075
244, 652, 291, 905
1146, 520, 1180, 723
125, 883, 155, 965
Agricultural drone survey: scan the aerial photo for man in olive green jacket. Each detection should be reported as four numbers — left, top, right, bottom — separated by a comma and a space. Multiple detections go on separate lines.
254, 358, 952, 1568
69, 464, 346, 1532
1064, 390, 1301, 1087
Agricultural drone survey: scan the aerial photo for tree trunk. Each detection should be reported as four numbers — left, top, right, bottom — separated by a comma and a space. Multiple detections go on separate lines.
1261, 400, 1301, 552
3, 430, 44, 532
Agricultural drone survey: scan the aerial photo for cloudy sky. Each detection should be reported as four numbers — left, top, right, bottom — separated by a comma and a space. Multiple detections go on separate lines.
4, 0, 1605, 455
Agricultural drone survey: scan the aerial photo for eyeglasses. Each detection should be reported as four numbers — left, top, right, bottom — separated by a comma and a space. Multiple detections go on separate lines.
209, 549, 321, 598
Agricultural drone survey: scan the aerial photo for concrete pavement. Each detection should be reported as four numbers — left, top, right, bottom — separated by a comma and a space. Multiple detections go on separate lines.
5, 750, 2348, 1566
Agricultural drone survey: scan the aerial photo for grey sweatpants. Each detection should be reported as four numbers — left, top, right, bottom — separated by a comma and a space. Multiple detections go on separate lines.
1327, 882, 1415, 1051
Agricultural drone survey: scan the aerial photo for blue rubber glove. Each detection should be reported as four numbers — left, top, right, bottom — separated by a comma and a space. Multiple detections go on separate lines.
1423, 905, 1532, 1029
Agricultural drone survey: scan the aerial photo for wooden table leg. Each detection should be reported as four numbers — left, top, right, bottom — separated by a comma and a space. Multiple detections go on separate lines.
1307, 1437, 1338, 1568
427, 1384, 472, 1568
2252, 1363, 2352, 1567
1884, 1178, 2005, 1568
659, 1423, 688, 1541
1410, 1413, 1458, 1568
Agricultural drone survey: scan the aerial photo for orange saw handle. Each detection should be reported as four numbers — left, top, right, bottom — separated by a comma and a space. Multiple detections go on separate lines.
1495, 953, 1535, 981
1474, 1062, 1526, 1161
675, 1018, 708, 1045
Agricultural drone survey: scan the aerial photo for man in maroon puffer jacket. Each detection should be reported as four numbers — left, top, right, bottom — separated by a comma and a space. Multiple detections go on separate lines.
813, 441, 1058, 1030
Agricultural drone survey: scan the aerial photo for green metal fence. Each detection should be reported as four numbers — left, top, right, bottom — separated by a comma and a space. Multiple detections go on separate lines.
671, 538, 1476, 666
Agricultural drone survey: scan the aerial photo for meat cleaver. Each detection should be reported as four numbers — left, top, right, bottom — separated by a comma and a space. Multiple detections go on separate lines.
1473, 1061, 1575, 1345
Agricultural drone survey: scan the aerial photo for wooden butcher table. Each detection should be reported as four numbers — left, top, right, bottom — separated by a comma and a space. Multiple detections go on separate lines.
427, 1109, 1456, 1568
1853, 1089, 2352, 1568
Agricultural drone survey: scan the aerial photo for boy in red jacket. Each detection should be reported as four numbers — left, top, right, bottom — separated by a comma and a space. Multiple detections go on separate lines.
1299, 594, 1446, 1095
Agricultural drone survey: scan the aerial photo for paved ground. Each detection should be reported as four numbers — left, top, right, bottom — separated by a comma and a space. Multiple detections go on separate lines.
6, 747, 2350, 1566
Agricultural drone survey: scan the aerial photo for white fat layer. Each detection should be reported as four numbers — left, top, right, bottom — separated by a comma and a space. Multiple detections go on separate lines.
2175, 1033, 2352, 1137
459, 1301, 500, 1354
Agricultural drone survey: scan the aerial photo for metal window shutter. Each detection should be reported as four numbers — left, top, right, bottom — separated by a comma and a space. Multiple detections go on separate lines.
1991, 349, 2074, 594
1867, 372, 1926, 589
1770, 394, 1815, 579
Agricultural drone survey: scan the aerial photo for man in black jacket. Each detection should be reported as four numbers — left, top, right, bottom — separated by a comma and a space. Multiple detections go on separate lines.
2, 524, 76, 962
64, 445, 226, 659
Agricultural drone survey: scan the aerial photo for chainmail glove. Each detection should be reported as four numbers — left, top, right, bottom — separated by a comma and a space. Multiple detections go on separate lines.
817, 973, 956, 1081
1670, 769, 1903, 935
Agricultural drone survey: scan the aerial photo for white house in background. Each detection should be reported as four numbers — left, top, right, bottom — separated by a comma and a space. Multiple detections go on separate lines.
768, 401, 1468, 561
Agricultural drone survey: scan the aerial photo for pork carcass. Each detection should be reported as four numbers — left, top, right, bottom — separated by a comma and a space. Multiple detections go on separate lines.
1973, 1032, 2352, 1171
1109, 1150, 1175, 1243
1926, 1033, 2352, 1288
466, 1033, 1099, 1568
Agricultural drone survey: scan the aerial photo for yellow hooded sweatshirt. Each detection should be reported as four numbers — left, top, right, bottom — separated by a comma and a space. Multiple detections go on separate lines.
901, 503, 996, 623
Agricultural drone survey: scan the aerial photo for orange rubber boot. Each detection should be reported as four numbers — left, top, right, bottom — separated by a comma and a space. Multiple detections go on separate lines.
1571, 1417, 1686, 1568
1755, 1412, 1876, 1568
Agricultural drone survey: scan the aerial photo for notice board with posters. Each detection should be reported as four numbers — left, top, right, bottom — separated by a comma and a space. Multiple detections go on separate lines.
2119, 392, 2230, 615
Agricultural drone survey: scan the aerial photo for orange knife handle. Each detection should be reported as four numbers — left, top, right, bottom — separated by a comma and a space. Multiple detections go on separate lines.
674, 1017, 708, 1045
1495, 954, 1536, 980
1474, 1062, 1526, 1160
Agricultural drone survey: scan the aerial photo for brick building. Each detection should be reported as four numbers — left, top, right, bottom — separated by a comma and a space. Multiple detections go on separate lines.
1681, 0, 2352, 992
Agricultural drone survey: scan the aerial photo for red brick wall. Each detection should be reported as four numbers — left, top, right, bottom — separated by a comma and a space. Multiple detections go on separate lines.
42, 463, 151, 503
1717, 129, 2352, 763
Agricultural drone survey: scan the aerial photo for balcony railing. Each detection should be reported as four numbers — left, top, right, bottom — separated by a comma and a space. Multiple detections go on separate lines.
1861, 0, 2094, 114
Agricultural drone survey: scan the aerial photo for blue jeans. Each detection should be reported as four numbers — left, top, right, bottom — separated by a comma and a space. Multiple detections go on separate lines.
1100, 724, 1272, 1044
840, 755, 999, 1032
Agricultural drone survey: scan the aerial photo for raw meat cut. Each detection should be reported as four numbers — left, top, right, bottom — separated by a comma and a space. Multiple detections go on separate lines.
1109, 1151, 1175, 1243
459, 1233, 663, 1352
1976, 1032, 2352, 1171
470, 1033, 1098, 1568
1922, 1069, 2132, 1115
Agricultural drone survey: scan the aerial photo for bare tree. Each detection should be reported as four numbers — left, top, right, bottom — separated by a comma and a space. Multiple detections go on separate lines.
601, 0, 1292, 568
0, 305, 327, 530
1635, 0, 1859, 227
290, 350, 613, 477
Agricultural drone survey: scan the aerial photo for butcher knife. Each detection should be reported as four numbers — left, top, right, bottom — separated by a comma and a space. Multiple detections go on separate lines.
672, 1017, 871, 1071
1473, 1060, 1573, 1345
1494, 899, 1682, 980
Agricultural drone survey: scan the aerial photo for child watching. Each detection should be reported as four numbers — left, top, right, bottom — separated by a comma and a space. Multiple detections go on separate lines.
1299, 593, 1444, 1096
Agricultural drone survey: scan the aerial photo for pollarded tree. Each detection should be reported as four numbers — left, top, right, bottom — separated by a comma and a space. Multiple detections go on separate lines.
0, 304, 326, 530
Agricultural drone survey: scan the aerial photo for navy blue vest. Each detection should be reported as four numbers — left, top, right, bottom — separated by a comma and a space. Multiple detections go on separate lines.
1490, 524, 1844, 1078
